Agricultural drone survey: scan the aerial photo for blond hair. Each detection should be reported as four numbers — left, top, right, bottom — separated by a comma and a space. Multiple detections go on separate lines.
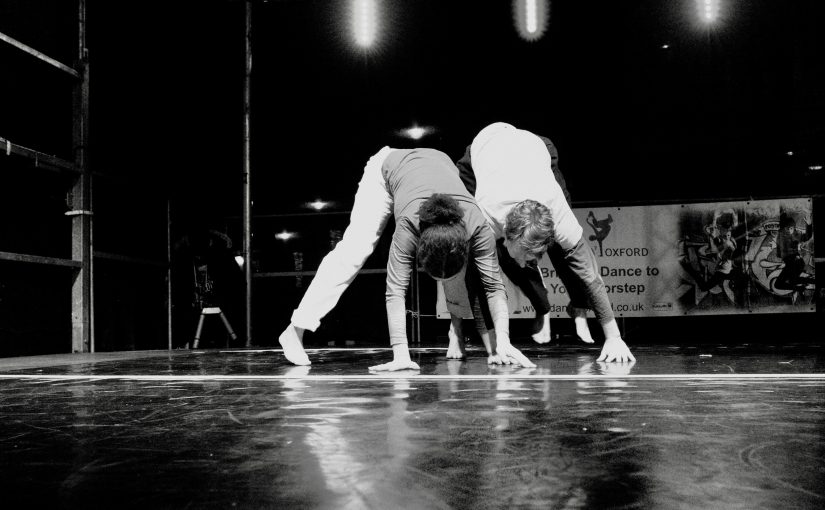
504, 199, 555, 257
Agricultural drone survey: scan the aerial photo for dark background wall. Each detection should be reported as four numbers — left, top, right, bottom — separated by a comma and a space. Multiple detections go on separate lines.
1, 0, 822, 355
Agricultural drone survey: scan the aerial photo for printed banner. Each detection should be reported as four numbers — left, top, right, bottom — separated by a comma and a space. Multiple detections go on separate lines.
437, 197, 816, 318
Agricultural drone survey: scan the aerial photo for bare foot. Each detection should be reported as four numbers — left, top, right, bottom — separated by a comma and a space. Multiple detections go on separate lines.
531, 314, 552, 344
368, 359, 421, 372
446, 318, 466, 359
278, 324, 311, 366
571, 307, 595, 344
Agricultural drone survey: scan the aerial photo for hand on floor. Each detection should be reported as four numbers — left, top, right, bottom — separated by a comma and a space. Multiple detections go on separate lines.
487, 354, 505, 365
496, 344, 537, 368
597, 337, 636, 363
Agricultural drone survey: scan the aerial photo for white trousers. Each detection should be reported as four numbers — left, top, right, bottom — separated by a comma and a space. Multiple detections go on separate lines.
290, 146, 395, 332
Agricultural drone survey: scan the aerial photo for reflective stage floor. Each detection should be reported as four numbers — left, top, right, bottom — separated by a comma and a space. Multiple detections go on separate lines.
1, 344, 823, 509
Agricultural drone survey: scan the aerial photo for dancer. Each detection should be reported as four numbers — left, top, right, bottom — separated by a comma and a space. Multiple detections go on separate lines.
455, 122, 634, 363
775, 213, 815, 290
278, 147, 535, 370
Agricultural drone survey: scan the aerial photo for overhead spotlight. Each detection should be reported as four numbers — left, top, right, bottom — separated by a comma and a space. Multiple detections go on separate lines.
786, 151, 794, 156
661, 44, 670, 49
234, 255, 245, 268
406, 127, 426, 140
513, 0, 549, 41
352, 0, 378, 48
809, 165, 823, 171
275, 231, 295, 241
698, 0, 720, 23
398, 125, 433, 140
308, 199, 329, 211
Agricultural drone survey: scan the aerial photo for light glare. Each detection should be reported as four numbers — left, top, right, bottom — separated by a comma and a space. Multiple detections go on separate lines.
699, 0, 720, 23
353, 0, 377, 48
513, 0, 549, 41
526, 0, 537, 33
308, 199, 328, 210
275, 231, 295, 241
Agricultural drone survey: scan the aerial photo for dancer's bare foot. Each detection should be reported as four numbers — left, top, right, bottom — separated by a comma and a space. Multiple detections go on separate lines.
278, 324, 311, 366
571, 307, 595, 344
531, 313, 552, 344
446, 318, 466, 359
369, 345, 420, 372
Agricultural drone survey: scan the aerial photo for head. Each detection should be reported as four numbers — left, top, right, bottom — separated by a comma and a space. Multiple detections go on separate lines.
504, 199, 555, 267
780, 215, 796, 235
417, 194, 468, 280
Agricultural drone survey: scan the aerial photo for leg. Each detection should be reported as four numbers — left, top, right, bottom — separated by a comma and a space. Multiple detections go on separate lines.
455, 144, 477, 195
775, 255, 806, 290
446, 314, 467, 359
558, 238, 633, 362
463, 257, 512, 365
680, 258, 713, 291
549, 243, 595, 343
496, 240, 552, 343
280, 147, 395, 365
558, 239, 614, 332
442, 265, 471, 359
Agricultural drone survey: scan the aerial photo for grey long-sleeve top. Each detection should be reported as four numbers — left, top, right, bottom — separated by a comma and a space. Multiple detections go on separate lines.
382, 148, 505, 345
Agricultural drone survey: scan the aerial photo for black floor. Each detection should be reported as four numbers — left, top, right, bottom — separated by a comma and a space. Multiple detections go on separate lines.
1, 344, 824, 509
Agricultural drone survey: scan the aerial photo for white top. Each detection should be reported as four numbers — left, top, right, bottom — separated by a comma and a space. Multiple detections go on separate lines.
470, 122, 583, 251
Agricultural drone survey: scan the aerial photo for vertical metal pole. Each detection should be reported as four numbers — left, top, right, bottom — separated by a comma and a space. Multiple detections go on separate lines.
167, 199, 173, 350
243, 1, 253, 347
71, 0, 92, 353
410, 259, 420, 346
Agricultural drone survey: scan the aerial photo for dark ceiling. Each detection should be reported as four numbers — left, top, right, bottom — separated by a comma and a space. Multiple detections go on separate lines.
2, 0, 824, 221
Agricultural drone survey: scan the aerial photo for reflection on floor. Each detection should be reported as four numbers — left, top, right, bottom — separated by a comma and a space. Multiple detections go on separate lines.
1, 344, 823, 509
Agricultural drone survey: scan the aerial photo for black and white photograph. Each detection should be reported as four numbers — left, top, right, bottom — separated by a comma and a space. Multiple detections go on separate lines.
1, 1, 823, 508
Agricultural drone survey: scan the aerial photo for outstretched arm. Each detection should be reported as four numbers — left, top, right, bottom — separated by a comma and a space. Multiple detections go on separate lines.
472, 228, 536, 368
369, 226, 420, 372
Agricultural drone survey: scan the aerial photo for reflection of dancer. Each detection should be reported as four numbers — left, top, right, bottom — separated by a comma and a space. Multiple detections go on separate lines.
775, 214, 814, 290
278, 147, 534, 370
586, 211, 613, 257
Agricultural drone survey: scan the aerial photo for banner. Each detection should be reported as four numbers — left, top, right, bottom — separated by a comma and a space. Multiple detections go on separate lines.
436, 197, 816, 318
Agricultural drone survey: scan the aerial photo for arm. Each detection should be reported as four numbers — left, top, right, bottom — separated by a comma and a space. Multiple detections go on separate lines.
470, 226, 536, 368
369, 222, 420, 371
802, 215, 813, 243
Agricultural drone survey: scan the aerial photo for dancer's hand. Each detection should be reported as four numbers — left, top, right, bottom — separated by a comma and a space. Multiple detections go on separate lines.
597, 337, 636, 363
495, 343, 537, 368
487, 354, 505, 365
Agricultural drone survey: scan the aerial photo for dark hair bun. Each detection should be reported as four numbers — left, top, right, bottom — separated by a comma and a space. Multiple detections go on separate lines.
419, 194, 464, 227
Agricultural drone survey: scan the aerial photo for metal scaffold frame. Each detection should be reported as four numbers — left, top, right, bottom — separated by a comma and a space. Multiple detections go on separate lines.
1, 0, 172, 353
